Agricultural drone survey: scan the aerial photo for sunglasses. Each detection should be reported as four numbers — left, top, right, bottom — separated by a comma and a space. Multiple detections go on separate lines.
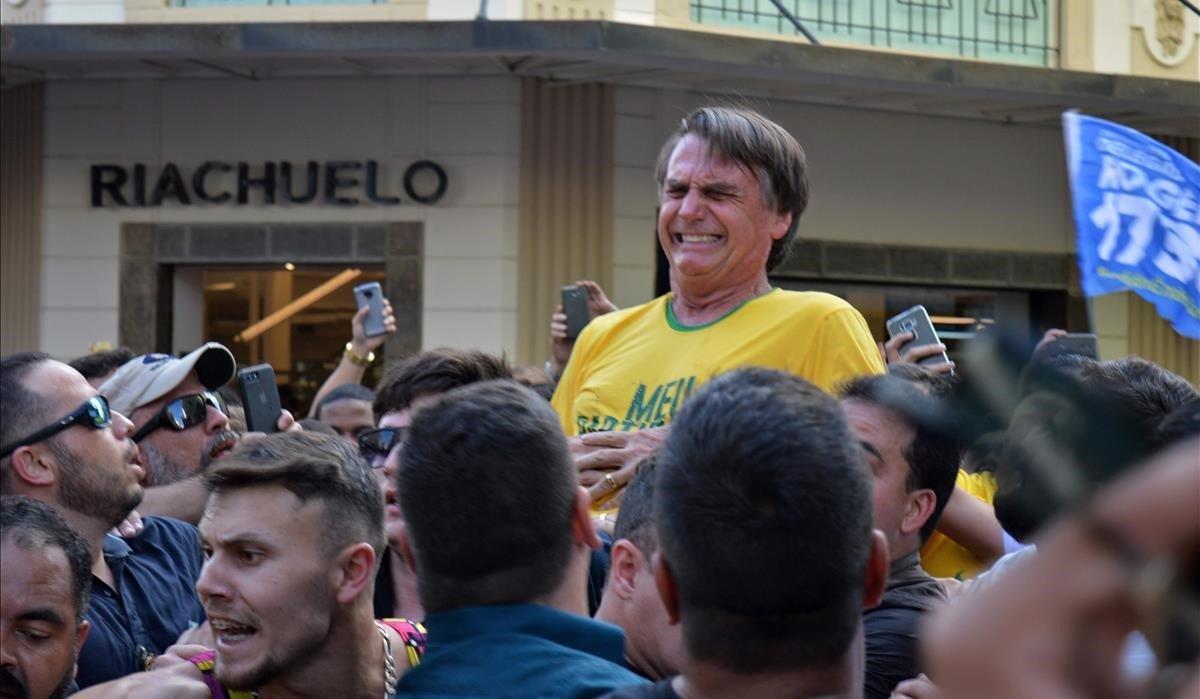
358, 427, 406, 466
0, 395, 113, 458
132, 391, 228, 443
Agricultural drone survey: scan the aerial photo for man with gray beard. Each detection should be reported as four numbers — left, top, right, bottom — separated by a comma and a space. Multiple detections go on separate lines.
1, 354, 206, 689
101, 344, 252, 524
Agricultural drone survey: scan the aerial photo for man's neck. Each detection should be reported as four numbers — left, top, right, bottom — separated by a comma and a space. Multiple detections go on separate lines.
260, 608, 385, 699
533, 546, 591, 617
670, 275, 772, 327
60, 508, 117, 588
389, 549, 424, 620
594, 597, 666, 681
674, 656, 859, 699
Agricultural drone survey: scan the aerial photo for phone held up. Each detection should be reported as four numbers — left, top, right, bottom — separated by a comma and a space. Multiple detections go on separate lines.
353, 282, 387, 338
885, 304, 952, 369
237, 364, 282, 433
1046, 333, 1100, 360
562, 285, 590, 340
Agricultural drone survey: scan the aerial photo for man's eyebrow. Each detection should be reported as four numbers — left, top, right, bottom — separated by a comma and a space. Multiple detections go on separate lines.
17, 607, 66, 626
859, 440, 883, 462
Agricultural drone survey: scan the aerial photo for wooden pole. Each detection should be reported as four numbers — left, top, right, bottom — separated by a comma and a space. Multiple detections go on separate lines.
234, 268, 362, 343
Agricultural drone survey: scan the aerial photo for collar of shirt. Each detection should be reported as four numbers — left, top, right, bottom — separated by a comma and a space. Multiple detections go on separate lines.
423, 603, 627, 665
102, 532, 133, 562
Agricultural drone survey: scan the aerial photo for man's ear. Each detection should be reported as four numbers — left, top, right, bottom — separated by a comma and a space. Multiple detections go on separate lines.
863, 529, 889, 610
72, 619, 91, 681
901, 488, 938, 538
652, 552, 681, 625
608, 539, 644, 601
8, 444, 58, 489
571, 487, 601, 551
769, 210, 794, 241
332, 542, 377, 606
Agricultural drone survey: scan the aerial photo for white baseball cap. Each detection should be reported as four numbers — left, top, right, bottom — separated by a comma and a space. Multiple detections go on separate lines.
100, 342, 237, 416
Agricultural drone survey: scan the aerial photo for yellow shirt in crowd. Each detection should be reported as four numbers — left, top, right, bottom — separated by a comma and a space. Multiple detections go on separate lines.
552, 289, 884, 509
920, 469, 999, 580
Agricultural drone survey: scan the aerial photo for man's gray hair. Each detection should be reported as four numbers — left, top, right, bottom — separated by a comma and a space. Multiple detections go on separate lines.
655, 106, 810, 272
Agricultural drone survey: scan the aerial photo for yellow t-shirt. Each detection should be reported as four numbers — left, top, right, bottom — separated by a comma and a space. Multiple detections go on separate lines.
920, 469, 999, 580
552, 289, 884, 438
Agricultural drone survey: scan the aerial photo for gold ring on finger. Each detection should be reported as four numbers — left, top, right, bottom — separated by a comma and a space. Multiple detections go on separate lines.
604, 473, 618, 490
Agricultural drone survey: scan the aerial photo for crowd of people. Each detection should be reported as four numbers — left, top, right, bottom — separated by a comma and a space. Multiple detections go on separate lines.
2, 106, 1197, 699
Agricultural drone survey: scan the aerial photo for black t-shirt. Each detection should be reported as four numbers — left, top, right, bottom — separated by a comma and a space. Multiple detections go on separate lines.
600, 679, 682, 699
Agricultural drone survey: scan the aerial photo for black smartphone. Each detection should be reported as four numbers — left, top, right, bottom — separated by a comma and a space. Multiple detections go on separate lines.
1047, 333, 1100, 360
236, 364, 282, 433
886, 304, 951, 368
562, 285, 590, 340
353, 282, 387, 337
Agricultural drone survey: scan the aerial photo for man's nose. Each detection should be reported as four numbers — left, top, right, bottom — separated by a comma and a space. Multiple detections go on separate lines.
110, 411, 136, 440
204, 404, 230, 434
195, 557, 231, 603
678, 187, 706, 222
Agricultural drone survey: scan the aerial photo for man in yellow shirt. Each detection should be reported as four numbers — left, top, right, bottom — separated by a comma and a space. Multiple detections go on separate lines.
551, 106, 883, 508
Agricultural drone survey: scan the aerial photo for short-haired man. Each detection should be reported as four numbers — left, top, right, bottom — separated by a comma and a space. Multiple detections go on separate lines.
68, 347, 135, 389
75, 431, 426, 698
363, 348, 512, 621
100, 343, 241, 524
604, 368, 888, 698
311, 384, 376, 446
594, 457, 683, 681
840, 374, 961, 699
393, 381, 647, 696
1, 495, 93, 699
552, 106, 883, 508
0, 353, 205, 688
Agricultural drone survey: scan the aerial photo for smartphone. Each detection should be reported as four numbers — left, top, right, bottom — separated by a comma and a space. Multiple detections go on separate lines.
886, 305, 951, 368
236, 364, 282, 433
353, 282, 387, 337
1046, 333, 1100, 360
562, 285, 590, 340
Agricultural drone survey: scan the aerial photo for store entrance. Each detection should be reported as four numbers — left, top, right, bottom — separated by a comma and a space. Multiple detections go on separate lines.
177, 265, 387, 415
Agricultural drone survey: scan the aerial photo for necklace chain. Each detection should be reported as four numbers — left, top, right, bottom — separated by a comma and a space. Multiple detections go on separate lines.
377, 620, 398, 696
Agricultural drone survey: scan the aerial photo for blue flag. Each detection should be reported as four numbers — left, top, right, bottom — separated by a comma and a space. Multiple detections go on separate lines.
1063, 112, 1200, 340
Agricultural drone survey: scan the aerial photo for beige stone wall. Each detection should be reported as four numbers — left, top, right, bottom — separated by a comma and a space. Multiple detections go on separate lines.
124, 0, 425, 24
1064, 0, 1200, 80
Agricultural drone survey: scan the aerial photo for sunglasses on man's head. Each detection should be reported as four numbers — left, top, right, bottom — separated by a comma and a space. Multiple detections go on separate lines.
358, 427, 406, 466
131, 391, 228, 443
0, 395, 113, 458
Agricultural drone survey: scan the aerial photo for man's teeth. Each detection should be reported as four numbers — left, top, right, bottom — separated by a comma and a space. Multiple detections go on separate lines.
679, 234, 720, 243
211, 619, 255, 637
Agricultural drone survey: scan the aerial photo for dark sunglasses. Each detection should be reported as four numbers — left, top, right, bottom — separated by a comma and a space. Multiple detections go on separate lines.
358, 427, 406, 466
132, 391, 227, 443
0, 395, 113, 458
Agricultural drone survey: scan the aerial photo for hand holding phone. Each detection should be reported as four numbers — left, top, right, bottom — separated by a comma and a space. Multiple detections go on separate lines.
353, 282, 387, 338
885, 305, 952, 369
237, 364, 282, 433
562, 285, 590, 340
1045, 333, 1100, 360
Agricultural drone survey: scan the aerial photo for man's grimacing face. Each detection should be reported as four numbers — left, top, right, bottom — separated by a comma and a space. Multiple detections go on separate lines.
0, 539, 89, 699
196, 487, 338, 691
657, 134, 792, 292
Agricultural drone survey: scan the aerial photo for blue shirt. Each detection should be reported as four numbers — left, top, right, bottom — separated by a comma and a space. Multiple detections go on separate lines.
394, 603, 648, 698
76, 516, 206, 688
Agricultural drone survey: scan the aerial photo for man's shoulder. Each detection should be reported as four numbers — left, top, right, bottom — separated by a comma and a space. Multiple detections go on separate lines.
587, 295, 669, 335
126, 516, 202, 561
765, 289, 859, 317
599, 679, 680, 699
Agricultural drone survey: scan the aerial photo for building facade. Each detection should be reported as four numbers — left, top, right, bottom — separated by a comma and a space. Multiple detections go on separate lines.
3, 2, 1197, 403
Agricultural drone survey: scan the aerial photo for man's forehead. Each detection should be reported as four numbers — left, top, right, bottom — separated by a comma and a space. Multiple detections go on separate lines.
1, 541, 75, 606
666, 135, 757, 183
201, 485, 319, 539
30, 361, 95, 412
